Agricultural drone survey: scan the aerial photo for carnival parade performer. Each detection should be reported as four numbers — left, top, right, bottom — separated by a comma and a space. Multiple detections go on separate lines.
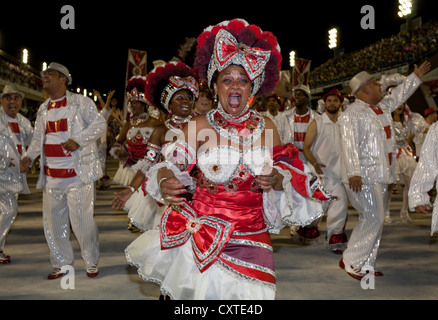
110, 76, 162, 187
409, 121, 438, 236
338, 61, 431, 280
391, 103, 417, 223
380, 73, 420, 224
125, 19, 333, 300
303, 88, 349, 254
20, 62, 107, 279
0, 85, 33, 264
112, 61, 198, 232
278, 84, 321, 244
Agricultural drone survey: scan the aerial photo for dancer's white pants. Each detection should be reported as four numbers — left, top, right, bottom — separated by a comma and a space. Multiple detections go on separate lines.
343, 183, 388, 270
0, 192, 18, 251
43, 183, 99, 268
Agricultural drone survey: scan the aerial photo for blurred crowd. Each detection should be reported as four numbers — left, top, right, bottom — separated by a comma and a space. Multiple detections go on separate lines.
310, 19, 438, 88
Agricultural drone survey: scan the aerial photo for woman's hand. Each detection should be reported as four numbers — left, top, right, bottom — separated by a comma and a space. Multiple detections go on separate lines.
255, 168, 283, 191
160, 176, 189, 207
111, 188, 133, 209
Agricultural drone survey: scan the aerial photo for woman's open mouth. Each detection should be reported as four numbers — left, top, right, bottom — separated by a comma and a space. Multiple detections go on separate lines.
228, 94, 241, 109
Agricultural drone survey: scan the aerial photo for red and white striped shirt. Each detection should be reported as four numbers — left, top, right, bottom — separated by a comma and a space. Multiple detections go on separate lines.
44, 96, 80, 188
293, 113, 311, 152
369, 105, 393, 165
7, 118, 22, 155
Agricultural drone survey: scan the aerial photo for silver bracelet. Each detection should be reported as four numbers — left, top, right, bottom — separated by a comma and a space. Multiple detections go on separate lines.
158, 177, 168, 189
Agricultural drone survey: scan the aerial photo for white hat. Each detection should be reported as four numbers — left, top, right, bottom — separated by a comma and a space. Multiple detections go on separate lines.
349, 71, 373, 94
292, 84, 312, 99
1, 84, 24, 99
41, 62, 72, 85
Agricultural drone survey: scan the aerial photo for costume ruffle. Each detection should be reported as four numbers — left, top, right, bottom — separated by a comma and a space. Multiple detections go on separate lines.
130, 141, 332, 299
125, 190, 162, 232
125, 229, 275, 300
112, 164, 136, 187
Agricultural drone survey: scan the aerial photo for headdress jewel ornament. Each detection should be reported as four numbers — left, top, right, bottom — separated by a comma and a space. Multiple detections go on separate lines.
127, 87, 148, 104
195, 18, 282, 97
126, 76, 147, 104
160, 75, 199, 112
211, 29, 271, 83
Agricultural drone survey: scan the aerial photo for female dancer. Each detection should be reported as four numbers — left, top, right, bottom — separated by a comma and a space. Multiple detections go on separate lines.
391, 103, 417, 223
111, 62, 198, 231
110, 76, 162, 187
126, 19, 333, 299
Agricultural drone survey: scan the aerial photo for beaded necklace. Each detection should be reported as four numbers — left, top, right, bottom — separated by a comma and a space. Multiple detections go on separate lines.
165, 115, 192, 134
130, 112, 149, 127
207, 102, 264, 147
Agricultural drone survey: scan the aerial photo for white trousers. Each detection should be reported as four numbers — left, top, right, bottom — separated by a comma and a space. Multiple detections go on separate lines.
324, 181, 349, 240
343, 183, 388, 270
0, 192, 18, 251
43, 183, 99, 268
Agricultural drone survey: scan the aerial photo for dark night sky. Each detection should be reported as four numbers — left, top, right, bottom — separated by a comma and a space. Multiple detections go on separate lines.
0, 0, 435, 102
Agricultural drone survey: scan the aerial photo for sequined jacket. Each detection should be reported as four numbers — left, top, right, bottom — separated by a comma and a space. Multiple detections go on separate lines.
0, 109, 33, 193
24, 91, 106, 188
408, 122, 438, 235
278, 106, 319, 146
338, 73, 422, 185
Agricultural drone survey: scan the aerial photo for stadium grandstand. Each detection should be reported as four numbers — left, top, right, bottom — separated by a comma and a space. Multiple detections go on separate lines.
309, 19, 438, 113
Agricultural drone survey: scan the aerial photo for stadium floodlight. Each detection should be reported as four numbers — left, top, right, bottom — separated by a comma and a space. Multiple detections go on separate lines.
398, 0, 412, 18
289, 51, 296, 68
22, 49, 28, 64
328, 28, 337, 49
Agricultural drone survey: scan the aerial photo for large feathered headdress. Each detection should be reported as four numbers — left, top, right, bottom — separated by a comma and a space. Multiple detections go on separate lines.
195, 18, 282, 97
144, 61, 199, 113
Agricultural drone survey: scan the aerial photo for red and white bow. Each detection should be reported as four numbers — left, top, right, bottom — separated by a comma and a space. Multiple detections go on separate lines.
213, 29, 271, 81
160, 202, 234, 272
169, 76, 199, 98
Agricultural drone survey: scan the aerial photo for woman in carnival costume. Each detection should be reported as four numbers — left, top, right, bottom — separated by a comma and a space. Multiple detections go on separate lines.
110, 76, 162, 187
380, 74, 419, 224
112, 61, 198, 231
125, 19, 333, 300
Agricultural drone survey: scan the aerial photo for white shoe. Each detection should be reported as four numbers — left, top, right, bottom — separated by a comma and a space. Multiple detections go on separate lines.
0, 251, 11, 264
86, 265, 99, 278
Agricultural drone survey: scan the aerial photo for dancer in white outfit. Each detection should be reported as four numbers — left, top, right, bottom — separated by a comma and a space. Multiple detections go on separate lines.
111, 61, 198, 232
391, 104, 417, 223
303, 88, 349, 254
409, 121, 438, 235
338, 61, 431, 280
125, 19, 333, 300
20, 62, 106, 279
0, 85, 33, 264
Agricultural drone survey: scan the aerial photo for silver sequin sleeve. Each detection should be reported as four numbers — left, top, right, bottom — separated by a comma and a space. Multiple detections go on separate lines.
408, 122, 438, 210
379, 73, 422, 114
339, 73, 422, 185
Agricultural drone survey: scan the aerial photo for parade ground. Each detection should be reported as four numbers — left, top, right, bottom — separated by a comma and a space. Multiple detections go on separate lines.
1, 158, 438, 301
